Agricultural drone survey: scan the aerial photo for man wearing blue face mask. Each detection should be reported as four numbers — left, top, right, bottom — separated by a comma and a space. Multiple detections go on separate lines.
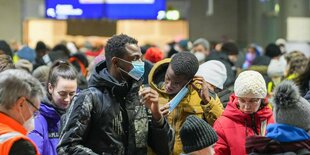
57, 34, 175, 155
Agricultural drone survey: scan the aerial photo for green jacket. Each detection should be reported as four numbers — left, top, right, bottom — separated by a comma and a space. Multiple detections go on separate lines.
148, 58, 223, 155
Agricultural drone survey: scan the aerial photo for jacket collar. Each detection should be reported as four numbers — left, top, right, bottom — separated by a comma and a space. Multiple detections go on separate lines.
148, 58, 171, 95
0, 112, 27, 135
40, 97, 62, 120
223, 94, 273, 123
40, 97, 66, 118
88, 60, 142, 98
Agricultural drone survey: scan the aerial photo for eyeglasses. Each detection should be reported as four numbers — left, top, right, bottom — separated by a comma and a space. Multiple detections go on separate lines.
25, 98, 40, 116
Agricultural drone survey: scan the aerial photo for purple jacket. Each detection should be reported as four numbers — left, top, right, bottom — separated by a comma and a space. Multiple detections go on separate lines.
28, 98, 62, 155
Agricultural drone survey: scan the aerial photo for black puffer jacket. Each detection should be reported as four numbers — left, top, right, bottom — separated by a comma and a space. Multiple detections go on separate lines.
57, 61, 174, 155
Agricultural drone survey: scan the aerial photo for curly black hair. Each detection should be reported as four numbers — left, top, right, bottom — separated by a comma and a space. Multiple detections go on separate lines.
105, 34, 138, 69
170, 52, 199, 80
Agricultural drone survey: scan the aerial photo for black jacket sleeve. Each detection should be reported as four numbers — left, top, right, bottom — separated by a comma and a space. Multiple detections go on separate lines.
9, 139, 36, 155
57, 92, 98, 155
148, 118, 175, 155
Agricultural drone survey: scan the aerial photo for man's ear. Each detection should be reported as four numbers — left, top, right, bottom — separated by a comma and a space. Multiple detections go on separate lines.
111, 57, 120, 67
16, 97, 25, 108
111, 57, 118, 67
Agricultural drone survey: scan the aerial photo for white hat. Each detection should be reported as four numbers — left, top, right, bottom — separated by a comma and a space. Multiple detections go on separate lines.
267, 56, 287, 77
275, 38, 286, 46
196, 60, 227, 89
234, 70, 267, 98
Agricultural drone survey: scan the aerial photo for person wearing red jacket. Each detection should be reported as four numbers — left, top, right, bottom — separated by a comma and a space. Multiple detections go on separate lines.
213, 70, 274, 155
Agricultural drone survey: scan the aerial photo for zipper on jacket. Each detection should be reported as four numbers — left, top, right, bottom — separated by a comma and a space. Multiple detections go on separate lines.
120, 101, 129, 154
245, 120, 248, 137
250, 114, 259, 135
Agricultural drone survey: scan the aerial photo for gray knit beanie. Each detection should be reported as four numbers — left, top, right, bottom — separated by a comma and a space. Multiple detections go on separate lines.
193, 38, 210, 50
180, 115, 218, 153
273, 80, 310, 131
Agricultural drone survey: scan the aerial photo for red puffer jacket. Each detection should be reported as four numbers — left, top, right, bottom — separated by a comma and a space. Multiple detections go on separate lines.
213, 94, 274, 155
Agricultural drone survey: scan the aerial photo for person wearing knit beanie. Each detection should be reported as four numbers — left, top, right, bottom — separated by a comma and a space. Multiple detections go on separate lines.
213, 70, 274, 155
196, 60, 227, 90
234, 70, 267, 99
196, 60, 231, 107
144, 47, 164, 63
180, 115, 218, 155
246, 80, 310, 154
272, 80, 310, 131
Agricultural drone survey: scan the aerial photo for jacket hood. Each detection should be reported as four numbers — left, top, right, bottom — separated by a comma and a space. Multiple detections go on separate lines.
223, 94, 273, 123
217, 52, 234, 65
266, 123, 310, 143
40, 97, 62, 121
148, 58, 171, 94
88, 60, 142, 97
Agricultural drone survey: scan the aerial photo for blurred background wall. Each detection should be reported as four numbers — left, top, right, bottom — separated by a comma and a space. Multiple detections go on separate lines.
0, 0, 309, 49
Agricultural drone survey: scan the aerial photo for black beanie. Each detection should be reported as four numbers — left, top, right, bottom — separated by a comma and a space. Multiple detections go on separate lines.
265, 43, 281, 58
180, 115, 218, 153
221, 42, 239, 55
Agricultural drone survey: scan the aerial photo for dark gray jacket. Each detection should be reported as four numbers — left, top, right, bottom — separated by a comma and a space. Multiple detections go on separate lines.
57, 61, 174, 155
207, 52, 236, 88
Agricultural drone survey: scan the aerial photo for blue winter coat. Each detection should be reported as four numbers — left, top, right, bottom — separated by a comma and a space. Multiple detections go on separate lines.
246, 123, 310, 154
28, 98, 62, 155
266, 123, 310, 142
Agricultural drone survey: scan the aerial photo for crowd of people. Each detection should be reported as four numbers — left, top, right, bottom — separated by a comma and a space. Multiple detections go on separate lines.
0, 34, 309, 155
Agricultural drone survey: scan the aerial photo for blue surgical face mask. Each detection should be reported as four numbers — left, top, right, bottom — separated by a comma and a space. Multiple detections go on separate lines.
168, 80, 191, 112
118, 58, 145, 81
